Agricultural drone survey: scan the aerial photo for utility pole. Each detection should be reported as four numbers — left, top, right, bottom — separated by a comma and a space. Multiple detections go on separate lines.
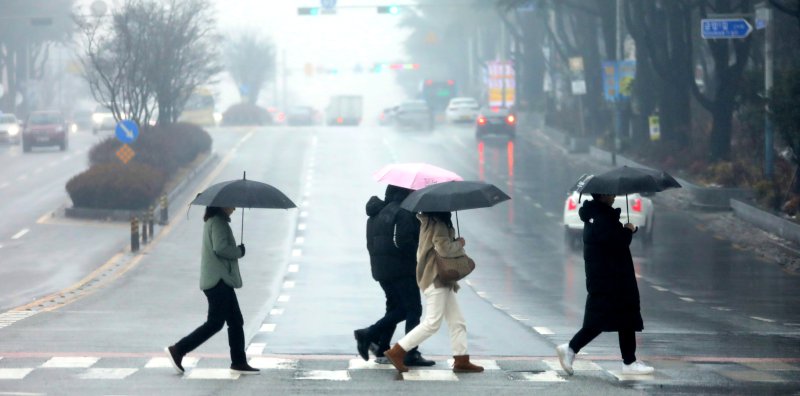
761, 2, 774, 179
612, 0, 624, 166
500, 18, 507, 108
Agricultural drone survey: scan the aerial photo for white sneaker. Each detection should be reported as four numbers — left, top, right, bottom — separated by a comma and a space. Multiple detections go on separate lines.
555, 343, 575, 375
622, 360, 654, 375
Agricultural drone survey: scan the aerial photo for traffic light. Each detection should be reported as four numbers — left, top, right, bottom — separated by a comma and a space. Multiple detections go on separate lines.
377, 6, 400, 14
297, 7, 321, 15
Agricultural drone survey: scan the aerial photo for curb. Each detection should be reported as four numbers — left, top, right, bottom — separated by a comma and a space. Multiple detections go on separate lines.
731, 198, 800, 246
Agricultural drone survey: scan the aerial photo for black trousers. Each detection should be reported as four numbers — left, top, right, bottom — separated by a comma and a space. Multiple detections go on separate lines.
175, 281, 246, 365
368, 277, 422, 354
568, 327, 637, 365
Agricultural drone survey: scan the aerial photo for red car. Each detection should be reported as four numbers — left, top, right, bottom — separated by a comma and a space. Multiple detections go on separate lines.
23, 110, 69, 152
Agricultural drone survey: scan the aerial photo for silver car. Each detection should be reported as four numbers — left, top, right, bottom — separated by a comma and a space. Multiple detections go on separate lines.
0, 113, 21, 144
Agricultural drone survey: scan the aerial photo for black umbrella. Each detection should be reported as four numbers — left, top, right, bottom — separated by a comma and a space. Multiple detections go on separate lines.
190, 172, 296, 241
400, 180, 511, 237
572, 166, 681, 222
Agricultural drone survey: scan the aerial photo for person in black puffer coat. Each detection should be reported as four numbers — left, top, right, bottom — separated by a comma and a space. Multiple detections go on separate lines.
556, 194, 654, 376
353, 184, 434, 367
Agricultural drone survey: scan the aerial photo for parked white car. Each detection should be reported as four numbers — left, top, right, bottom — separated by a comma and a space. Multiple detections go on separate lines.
563, 191, 655, 249
445, 97, 480, 123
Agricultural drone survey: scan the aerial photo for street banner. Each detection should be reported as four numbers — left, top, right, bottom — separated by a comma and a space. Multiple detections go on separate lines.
488, 60, 515, 107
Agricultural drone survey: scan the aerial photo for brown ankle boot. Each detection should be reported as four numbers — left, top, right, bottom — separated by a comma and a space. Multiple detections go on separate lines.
384, 344, 409, 373
452, 355, 484, 373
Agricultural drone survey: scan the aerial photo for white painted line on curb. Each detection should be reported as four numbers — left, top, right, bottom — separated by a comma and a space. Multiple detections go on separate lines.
260, 324, 276, 332
270, 308, 284, 316
11, 229, 29, 240
288, 264, 299, 273
292, 249, 302, 257
297, 223, 307, 231
277, 295, 290, 302
300, 211, 309, 218
283, 281, 295, 289
294, 237, 304, 245
510, 314, 529, 321
246, 343, 266, 355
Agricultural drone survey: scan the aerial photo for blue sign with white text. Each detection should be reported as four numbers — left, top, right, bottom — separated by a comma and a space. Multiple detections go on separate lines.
320, 0, 336, 10
115, 119, 139, 144
701, 18, 753, 39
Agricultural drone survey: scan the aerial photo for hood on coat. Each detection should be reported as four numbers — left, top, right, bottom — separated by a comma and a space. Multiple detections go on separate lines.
385, 184, 413, 203
578, 199, 621, 223
366, 196, 386, 216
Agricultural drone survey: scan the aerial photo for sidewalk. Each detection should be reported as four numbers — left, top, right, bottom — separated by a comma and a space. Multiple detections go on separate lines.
527, 116, 800, 274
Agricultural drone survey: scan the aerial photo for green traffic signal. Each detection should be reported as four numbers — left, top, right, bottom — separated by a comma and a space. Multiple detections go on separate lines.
298, 7, 321, 15
377, 6, 400, 14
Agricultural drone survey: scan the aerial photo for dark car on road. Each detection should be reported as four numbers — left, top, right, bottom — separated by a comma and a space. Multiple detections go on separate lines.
22, 111, 69, 152
475, 106, 516, 140
286, 106, 316, 126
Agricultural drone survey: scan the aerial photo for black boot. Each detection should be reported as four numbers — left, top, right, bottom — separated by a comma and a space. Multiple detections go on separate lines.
404, 349, 435, 367
353, 329, 372, 361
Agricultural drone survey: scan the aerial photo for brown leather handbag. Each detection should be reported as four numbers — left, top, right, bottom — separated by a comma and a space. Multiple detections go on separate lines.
435, 252, 476, 282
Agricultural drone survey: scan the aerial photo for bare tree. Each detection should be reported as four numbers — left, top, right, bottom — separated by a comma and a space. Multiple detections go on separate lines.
77, 0, 221, 127
226, 31, 275, 104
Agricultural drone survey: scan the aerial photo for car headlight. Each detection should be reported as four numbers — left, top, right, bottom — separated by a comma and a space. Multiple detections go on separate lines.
92, 114, 103, 123
55, 126, 64, 132
70, 123, 78, 133
8, 125, 19, 136
213, 112, 222, 123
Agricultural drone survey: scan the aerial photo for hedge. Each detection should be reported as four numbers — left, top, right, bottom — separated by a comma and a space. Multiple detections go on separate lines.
68, 122, 211, 210
222, 103, 271, 126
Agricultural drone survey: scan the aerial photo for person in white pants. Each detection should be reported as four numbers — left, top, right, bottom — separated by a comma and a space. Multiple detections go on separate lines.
384, 211, 483, 373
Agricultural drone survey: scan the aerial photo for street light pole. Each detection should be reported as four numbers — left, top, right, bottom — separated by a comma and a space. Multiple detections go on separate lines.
762, 3, 774, 179
612, 0, 624, 166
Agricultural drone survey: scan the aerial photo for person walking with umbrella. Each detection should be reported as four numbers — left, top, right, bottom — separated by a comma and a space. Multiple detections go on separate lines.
556, 193, 654, 376
164, 206, 260, 375
353, 185, 434, 367
384, 211, 484, 374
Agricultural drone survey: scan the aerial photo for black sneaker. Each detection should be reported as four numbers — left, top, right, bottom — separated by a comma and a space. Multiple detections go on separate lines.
404, 350, 435, 367
230, 363, 260, 375
164, 345, 184, 374
353, 329, 371, 361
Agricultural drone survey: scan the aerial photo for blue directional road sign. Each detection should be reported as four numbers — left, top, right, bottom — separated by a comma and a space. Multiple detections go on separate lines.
115, 119, 139, 144
701, 18, 753, 39
320, 0, 336, 10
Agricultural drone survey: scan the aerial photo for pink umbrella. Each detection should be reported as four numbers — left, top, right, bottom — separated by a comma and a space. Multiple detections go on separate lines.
373, 162, 463, 190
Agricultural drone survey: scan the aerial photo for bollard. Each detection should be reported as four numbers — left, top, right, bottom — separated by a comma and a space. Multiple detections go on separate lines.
159, 194, 168, 225
141, 211, 149, 245
131, 216, 140, 253
148, 205, 155, 238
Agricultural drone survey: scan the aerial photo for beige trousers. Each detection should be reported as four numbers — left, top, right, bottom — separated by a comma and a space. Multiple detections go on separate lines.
397, 284, 467, 355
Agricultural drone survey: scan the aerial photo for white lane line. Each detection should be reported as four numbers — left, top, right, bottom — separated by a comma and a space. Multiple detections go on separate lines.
294, 237, 305, 245
533, 202, 542, 208
17, 174, 27, 181
11, 228, 29, 240
298, 223, 307, 231
784, 322, 800, 327
283, 281, 295, 289
246, 343, 266, 355
545, 212, 556, 218
515, 370, 567, 382
78, 368, 138, 379
145, 357, 198, 368
533, 326, 554, 335
302, 200, 311, 207
186, 368, 239, 380
270, 308, 284, 316
510, 314, 529, 321
492, 304, 509, 310
712, 306, 733, 312
292, 249, 302, 257
296, 370, 350, 381
402, 370, 457, 381
0, 368, 34, 380
680, 297, 695, 302
0, 182, 9, 189
288, 264, 299, 273
651, 285, 669, 292
348, 359, 396, 370
42, 357, 98, 368
260, 324, 276, 332
476, 291, 489, 298
751, 316, 776, 323
249, 357, 297, 370
277, 295, 290, 302
300, 211, 309, 218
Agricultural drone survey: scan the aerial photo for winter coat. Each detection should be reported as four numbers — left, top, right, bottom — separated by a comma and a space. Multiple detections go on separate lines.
365, 192, 420, 282
199, 214, 244, 290
579, 199, 643, 332
416, 214, 465, 292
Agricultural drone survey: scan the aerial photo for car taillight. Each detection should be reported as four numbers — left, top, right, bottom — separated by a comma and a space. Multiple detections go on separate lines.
567, 197, 577, 211
477, 116, 486, 125
632, 198, 642, 212
277, 112, 286, 122
506, 114, 516, 124
337, 117, 343, 124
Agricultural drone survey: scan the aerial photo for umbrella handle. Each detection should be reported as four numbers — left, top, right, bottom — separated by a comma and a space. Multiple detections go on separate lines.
625, 194, 630, 224
241, 208, 244, 244
455, 211, 460, 239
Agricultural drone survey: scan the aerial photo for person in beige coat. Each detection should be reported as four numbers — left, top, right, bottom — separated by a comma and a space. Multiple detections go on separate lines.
384, 211, 483, 373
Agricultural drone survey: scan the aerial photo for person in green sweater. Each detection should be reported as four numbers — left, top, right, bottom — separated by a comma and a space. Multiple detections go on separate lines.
164, 206, 260, 375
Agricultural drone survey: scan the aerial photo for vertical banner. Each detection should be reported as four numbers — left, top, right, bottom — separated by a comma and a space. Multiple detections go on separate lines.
488, 60, 515, 107
649, 114, 661, 141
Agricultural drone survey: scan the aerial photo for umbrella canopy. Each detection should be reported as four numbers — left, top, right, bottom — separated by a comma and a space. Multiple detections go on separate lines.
373, 162, 463, 190
573, 166, 681, 196
400, 180, 511, 213
190, 172, 296, 242
191, 178, 296, 209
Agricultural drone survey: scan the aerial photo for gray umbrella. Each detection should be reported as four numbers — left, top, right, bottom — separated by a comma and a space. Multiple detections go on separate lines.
400, 180, 511, 237
191, 172, 296, 241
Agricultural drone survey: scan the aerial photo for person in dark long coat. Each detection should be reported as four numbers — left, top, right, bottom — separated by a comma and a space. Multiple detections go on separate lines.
556, 194, 654, 375
353, 185, 434, 367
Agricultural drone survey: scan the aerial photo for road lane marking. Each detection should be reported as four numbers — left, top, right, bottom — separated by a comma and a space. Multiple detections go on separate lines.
78, 368, 137, 379
713, 306, 733, 312
297, 223, 306, 231
186, 368, 239, 380
0, 368, 34, 380
288, 264, 299, 273
249, 357, 297, 369
513, 370, 567, 382
296, 370, 350, 381
0, 182, 8, 189
446, 359, 500, 370
347, 359, 395, 370
402, 370, 457, 381
33, 168, 43, 174
545, 212, 556, 218
751, 316, 776, 323
533, 327, 554, 335
145, 357, 198, 368
283, 281, 295, 289
476, 291, 489, 298
510, 314, 529, 321
246, 343, 266, 355
651, 285, 669, 292
680, 297, 695, 302
292, 249, 302, 257
41, 357, 98, 368
277, 295, 290, 302
294, 237, 304, 245
300, 211, 309, 218
270, 308, 284, 316
11, 229, 29, 240
16, 174, 27, 181
260, 324, 276, 332
492, 304, 510, 310
543, 359, 602, 371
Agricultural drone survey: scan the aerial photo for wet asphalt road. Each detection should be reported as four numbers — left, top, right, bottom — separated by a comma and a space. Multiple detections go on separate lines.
0, 122, 798, 395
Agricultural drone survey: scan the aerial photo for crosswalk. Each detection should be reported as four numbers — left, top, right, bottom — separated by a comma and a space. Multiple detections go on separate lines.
0, 354, 797, 384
